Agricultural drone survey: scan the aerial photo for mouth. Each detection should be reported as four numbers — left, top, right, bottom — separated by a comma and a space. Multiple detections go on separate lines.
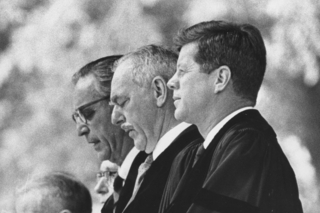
173, 96, 180, 101
121, 124, 134, 133
120, 124, 136, 139
89, 139, 100, 145
88, 140, 101, 150
173, 96, 181, 106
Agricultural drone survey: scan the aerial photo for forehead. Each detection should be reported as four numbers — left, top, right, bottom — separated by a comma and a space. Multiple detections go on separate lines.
73, 74, 100, 109
111, 60, 136, 97
177, 42, 199, 68
100, 160, 118, 172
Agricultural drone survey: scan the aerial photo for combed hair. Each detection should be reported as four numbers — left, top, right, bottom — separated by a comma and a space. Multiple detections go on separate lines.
174, 20, 266, 103
72, 55, 123, 96
115, 45, 178, 88
16, 171, 92, 213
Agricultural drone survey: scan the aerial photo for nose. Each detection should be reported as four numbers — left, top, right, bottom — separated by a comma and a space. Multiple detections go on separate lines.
76, 123, 89, 137
167, 72, 179, 90
111, 106, 125, 126
94, 177, 109, 195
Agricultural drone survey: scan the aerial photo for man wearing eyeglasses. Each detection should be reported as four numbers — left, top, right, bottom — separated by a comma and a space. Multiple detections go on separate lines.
72, 56, 147, 212
72, 55, 134, 165
95, 160, 119, 204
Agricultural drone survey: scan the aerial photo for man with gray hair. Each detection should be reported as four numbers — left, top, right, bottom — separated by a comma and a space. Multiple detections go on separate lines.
72, 55, 134, 166
15, 171, 92, 213
72, 55, 144, 212
109, 44, 202, 213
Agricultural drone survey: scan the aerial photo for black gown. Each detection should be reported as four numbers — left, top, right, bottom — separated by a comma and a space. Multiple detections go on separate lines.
161, 110, 303, 213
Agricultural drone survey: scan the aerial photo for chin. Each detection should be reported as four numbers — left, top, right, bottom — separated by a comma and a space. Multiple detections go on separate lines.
98, 152, 111, 162
135, 144, 145, 151
134, 140, 146, 151
174, 110, 187, 122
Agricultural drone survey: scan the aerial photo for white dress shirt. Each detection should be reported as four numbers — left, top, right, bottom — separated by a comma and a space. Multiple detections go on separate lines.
152, 122, 191, 160
203, 107, 254, 149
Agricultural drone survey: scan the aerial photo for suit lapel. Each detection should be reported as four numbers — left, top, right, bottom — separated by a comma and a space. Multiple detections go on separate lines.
115, 151, 148, 213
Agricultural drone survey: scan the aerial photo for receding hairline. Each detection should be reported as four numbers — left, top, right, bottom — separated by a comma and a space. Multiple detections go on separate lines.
113, 45, 178, 88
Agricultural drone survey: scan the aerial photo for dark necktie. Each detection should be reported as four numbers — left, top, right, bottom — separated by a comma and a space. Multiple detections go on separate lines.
101, 175, 123, 213
193, 145, 205, 167
113, 175, 124, 203
113, 175, 124, 192
124, 154, 153, 210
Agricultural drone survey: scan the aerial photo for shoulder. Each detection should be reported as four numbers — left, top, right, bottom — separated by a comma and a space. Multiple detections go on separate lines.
219, 110, 276, 149
173, 138, 203, 171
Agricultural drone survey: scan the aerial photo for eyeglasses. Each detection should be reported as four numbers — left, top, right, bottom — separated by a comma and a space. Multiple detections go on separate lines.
72, 96, 109, 124
97, 171, 118, 179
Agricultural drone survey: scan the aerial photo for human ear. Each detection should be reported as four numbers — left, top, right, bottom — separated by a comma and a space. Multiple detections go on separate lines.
213, 66, 231, 93
152, 76, 167, 107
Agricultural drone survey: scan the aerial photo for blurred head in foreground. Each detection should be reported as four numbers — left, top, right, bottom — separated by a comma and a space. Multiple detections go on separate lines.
94, 160, 118, 204
15, 171, 92, 213
72, 55, 134, 165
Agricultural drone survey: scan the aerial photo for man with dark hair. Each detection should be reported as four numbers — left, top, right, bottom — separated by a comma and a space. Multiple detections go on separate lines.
110, 44, 202, 213
163, 20, 303, 213
72, 55, 133, 165
72, 56, 144, 212
72, 56, 133, 165
15, 171, 92, 213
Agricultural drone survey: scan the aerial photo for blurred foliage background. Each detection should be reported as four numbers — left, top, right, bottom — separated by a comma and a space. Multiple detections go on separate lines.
0, 0, 320, 212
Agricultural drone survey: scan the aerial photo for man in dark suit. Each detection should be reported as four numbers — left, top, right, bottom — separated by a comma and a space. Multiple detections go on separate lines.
164, 20, 303, 213
72, 56, 139, 212
110, 44, 202, 213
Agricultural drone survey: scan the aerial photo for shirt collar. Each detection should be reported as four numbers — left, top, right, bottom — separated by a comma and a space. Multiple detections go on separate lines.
118, 147, 140, 179
152, 122, 191, 160
203, 107, 254, 149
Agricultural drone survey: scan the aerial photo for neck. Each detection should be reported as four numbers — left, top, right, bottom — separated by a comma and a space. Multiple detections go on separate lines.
147, 107, 180, 153
159, 114, 180, 139
160, 101, 181, 138
197, 99, 253, 139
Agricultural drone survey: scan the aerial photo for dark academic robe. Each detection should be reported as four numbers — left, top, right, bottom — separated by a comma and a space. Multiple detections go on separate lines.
101, 151, 148, 213
119, 124, 202, 213
162, 110, 303, 213
159, 139, 202, 213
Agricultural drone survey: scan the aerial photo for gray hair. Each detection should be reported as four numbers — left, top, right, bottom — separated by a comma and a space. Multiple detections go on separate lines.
115, 45, 178, 88
72, 55, 123, 96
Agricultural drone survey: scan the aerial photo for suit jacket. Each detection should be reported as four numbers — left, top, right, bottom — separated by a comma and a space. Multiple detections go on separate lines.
101, 151, 148, 213
119, 124, 202, 213
163, 110, 303, 213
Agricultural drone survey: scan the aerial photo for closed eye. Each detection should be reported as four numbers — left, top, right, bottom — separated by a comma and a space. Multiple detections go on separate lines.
82, 108, 95, 120
119, 99, 128, 108
110, 96, 129, 108
108, 171, 118, 177
177, 69, 186, 76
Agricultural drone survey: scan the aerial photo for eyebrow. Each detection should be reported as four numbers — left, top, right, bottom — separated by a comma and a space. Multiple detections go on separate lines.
76, 96, 110, 111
